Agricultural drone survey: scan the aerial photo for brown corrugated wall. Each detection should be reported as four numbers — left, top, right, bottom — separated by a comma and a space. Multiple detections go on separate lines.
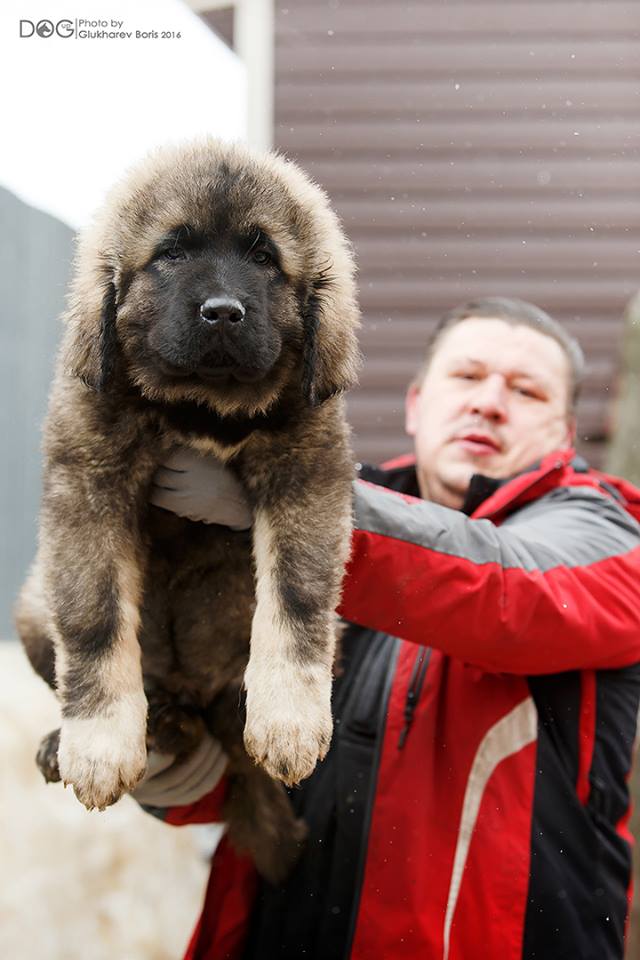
206, 2, 640, 467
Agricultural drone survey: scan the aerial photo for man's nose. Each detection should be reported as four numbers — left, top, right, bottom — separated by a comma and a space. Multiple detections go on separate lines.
468, 374, 508, 421
199, 296, 246, 327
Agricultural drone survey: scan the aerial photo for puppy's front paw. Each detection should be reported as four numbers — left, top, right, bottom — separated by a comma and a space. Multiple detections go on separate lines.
243, 661, 332, 786
58, 696, 148, 811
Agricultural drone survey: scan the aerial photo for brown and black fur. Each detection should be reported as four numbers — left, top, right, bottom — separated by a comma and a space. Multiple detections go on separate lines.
15, 139, 360, 882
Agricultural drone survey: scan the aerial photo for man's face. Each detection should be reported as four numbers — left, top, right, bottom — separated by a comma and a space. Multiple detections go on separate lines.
405, 318, 574, 508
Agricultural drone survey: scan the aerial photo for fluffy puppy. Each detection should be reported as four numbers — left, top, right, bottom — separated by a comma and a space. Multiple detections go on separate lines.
15, 139, 360, 881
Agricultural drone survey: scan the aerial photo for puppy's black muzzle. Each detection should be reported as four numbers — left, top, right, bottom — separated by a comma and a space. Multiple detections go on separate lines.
192, 296, 253, 374
154, 294, 275, 385
199, 296, 246, 327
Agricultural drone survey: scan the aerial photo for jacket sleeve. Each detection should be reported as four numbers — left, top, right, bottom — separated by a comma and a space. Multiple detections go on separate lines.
338, 480, 640, 674
137, 775, 229, 827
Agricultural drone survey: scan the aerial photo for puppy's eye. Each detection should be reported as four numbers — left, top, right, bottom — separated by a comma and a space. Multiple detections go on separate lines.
162, 247, 186, 261
252, 249, 272, 266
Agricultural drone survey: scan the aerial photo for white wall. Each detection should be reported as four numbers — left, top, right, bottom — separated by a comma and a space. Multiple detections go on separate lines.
0, 0, 247, 229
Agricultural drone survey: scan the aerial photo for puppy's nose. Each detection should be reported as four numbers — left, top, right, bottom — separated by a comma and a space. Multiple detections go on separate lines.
199, 297, 245, 326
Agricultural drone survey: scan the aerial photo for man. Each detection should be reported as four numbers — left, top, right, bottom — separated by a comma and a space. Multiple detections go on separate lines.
138, 298, 640, 960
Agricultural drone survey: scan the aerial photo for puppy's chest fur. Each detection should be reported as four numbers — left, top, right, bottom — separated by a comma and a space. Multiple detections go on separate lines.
105, 395, 288, 715
138, 480, 256, 710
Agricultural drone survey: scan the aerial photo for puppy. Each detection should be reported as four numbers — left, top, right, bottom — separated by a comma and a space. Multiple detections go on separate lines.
15, 139, 360, 881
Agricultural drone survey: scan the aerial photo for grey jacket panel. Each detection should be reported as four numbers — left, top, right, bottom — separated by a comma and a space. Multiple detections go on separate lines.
352, 480, 640, 574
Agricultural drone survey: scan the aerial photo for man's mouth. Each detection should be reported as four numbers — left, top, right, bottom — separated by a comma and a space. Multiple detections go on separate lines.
454, 432, 502, 456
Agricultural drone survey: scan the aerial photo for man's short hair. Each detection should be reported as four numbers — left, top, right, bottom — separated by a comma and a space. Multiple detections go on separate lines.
415, 297, 585, 410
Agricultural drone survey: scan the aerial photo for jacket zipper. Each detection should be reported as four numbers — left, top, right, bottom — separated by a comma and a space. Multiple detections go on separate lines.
398, 645, 431, 749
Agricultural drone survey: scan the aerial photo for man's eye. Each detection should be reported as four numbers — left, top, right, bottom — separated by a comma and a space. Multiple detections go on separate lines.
514, 386, 540, 399
252, 249, 272, 266
454, 371, 479, 381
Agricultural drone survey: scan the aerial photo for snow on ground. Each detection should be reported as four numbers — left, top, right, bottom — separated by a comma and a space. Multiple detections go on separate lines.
0, 641, 210, 960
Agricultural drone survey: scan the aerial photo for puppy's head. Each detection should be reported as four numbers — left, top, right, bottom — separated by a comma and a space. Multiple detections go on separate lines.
64, 139, 360, 417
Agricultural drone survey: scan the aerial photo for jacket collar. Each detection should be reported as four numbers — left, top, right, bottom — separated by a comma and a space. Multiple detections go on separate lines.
469, 448, 576, 520
365, 448, 577, 518
364, 449, 640, 527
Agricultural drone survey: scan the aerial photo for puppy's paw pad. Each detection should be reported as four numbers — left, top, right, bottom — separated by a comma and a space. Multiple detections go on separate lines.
243, 656, 333, 785
60, 747, 147, 810
244, 711, 333, 787
58, 712, 147, 811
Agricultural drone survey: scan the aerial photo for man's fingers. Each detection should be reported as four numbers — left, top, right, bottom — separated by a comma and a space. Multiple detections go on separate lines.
144, 751, 177, 778
152, 467, 189, 490
148, 448, 253, 527
131, 736, 228, 807
161, 448, 202, 472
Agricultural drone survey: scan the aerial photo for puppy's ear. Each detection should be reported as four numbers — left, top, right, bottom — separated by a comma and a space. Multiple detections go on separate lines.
301, 273, 361, 407
301, 284, 324, 407
64, 266, 119, 392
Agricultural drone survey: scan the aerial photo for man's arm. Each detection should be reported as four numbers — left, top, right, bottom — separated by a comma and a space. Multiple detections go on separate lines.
149, 448, 640, 676
339, 480, 640, 674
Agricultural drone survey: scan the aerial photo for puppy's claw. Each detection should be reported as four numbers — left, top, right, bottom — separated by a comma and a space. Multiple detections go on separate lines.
243, 658, 333, 785
66, 759, 146, 811
243, 710, 333, 786
58, 704, 147, 811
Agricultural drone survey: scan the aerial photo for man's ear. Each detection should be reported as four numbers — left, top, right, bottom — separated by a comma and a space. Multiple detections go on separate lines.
565, 414, 577, 447
301, 273, 361, 407
64, 269, 119, 392
405, 383, 421, 437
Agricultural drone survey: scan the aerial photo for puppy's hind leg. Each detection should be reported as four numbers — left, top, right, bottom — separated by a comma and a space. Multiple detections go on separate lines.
15, 560, 57, 691
224, 767, 307, 884
146, 687, 208, 758
36, 728, 61, 783
16, 563, 63, 785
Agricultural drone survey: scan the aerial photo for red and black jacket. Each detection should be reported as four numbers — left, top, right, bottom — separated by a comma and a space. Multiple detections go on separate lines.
151, 449, 640, 960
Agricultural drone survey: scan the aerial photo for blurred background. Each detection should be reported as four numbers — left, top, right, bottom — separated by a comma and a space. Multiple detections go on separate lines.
2, 0, 640, 956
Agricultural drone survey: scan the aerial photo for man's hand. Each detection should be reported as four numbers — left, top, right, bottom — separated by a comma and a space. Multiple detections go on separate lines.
132, 733, 228, 808
150, 448, 253, 529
